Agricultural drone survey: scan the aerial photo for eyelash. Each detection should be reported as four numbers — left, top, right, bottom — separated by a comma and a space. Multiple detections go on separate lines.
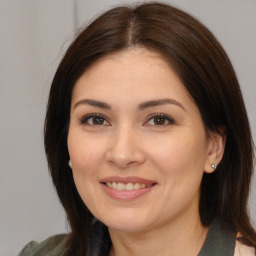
79, 113, 109, 125
145, 113, 175, 126
79, 113, 175, 126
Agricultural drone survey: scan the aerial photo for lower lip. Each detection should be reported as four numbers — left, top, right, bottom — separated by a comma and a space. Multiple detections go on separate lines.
101, 183, 156, 201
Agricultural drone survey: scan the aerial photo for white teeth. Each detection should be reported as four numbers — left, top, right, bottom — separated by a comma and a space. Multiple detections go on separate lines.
112, 182, 117, 189
105, 182, 152, 190
116, 183, 125, 190
134, 183, 140, 190
125, 183, 133, 191
107, 182, 112, 188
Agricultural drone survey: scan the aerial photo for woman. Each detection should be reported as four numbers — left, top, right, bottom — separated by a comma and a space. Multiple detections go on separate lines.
19, 2, 256, 256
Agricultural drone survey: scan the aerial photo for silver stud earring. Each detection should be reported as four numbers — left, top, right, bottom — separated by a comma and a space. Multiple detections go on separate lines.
69, 160, 72, 168
211, 164, 217, 169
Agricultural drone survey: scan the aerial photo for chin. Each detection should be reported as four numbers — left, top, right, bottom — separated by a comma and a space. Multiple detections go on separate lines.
107, 222, 150, 233
98, 211, 154, 233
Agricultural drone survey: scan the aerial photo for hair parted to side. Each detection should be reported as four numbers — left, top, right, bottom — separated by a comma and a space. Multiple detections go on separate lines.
44, 2, 256, 255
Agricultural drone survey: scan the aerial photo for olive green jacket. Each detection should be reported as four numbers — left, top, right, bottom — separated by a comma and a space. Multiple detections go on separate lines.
18, 234, 67, 256
18, 221, 256, 256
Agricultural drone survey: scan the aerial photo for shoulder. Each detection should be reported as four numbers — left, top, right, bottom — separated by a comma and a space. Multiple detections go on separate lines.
234, 240, 256, 256
18, 234, 67, 256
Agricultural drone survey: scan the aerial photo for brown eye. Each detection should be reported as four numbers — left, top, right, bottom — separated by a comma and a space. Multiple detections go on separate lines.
145, 114, 174, 126
153, 116, 167, 125
80, 114, 109, 126
92, 116, 105, 125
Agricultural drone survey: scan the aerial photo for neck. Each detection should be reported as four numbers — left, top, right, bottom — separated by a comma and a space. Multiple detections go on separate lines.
108, 210, 208, 256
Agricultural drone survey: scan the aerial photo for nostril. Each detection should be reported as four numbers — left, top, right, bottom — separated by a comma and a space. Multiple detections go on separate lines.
106, 153, 145, 169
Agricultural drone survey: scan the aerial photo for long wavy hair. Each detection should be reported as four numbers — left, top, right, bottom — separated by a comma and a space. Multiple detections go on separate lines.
44, 2, 256, 255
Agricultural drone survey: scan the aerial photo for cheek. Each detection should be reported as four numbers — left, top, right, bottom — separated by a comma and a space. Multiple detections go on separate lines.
68, 132, 105, 170
67, 133, 106, 208
147, 131, 207, 180
147, 133, 207, 215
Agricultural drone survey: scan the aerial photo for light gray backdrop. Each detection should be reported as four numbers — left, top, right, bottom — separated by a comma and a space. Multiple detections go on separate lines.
0, 0, 255, 255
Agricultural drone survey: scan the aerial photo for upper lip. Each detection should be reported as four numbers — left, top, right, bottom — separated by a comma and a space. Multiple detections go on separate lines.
100, 176, 157, 184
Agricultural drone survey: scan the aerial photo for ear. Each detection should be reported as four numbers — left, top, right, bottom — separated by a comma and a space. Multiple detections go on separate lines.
204, 130, 226, 173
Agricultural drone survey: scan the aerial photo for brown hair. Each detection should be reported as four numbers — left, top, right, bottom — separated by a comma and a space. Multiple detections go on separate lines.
44, 2, 256, 255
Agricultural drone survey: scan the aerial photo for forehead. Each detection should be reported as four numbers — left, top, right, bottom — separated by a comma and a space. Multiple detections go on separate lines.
71, 47, 194, 108
80, 48, 173, 80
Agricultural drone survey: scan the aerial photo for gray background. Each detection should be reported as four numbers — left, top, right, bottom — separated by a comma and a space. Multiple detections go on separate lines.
0, 0, 255, 255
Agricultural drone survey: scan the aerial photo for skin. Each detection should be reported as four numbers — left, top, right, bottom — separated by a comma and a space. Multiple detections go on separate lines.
68, 47, 225, 256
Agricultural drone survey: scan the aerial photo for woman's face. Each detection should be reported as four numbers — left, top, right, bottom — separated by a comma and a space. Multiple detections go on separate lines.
68, 48, 221, 233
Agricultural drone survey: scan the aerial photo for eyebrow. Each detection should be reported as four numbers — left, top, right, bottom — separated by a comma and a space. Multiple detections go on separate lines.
137, 98, 186, 111
73, 98, 185, 111
74, 99, 111, 109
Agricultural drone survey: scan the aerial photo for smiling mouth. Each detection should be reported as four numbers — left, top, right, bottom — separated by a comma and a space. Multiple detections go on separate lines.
100, 177, 157, 200
103, 182, 155, 191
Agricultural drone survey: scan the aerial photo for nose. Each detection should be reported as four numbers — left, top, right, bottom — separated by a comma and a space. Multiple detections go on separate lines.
105, 126, 146, 169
